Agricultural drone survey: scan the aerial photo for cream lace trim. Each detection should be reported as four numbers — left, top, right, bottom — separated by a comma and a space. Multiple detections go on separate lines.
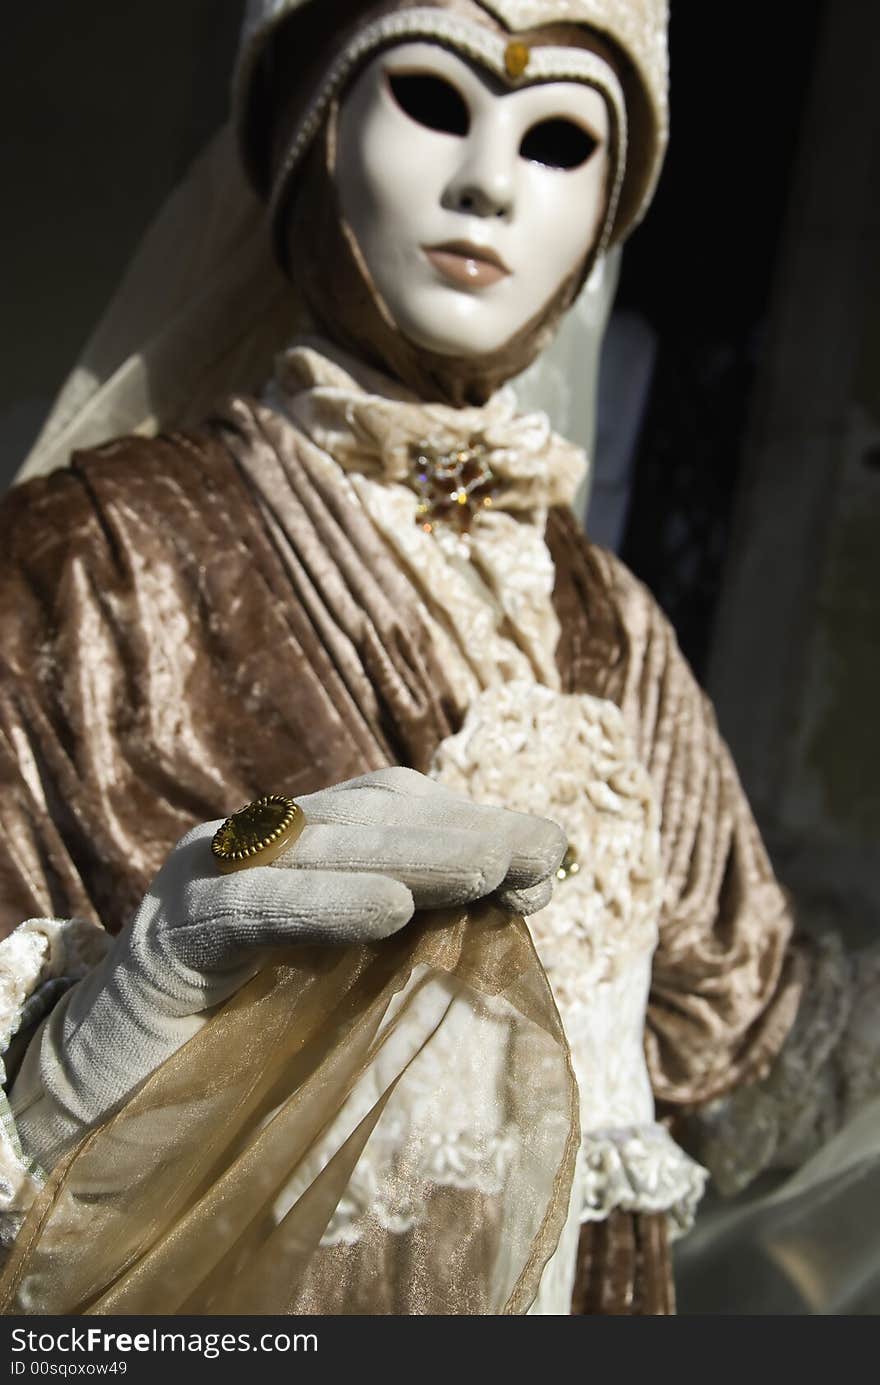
322, 1128, 519, 1247
273, 341, 588, 513
433, 682, 665, 1134
318, 1123, 706, 1248
433, 682, 662, 978
265, 974, 528, 1248
427, 682, 702, 1232
580, 1125, 707, 1237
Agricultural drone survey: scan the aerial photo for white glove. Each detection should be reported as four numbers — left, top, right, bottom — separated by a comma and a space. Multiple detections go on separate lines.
10, 767, 565, 1171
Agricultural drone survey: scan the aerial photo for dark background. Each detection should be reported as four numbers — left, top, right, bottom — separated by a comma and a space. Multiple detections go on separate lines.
617, 1, 825, 676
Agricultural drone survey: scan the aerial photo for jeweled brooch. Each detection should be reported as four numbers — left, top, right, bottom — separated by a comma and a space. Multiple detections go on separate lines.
408, 439, 497, 534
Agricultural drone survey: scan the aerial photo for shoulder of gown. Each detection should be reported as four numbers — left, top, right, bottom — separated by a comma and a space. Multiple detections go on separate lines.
0, 423, 252, 938
0, 407, 460, 940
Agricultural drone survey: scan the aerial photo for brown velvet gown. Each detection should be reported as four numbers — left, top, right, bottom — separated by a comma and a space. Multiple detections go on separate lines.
0, 397, 804, 1312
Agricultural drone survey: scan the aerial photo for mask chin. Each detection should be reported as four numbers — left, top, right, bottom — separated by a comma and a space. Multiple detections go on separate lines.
379, 284, 532, 361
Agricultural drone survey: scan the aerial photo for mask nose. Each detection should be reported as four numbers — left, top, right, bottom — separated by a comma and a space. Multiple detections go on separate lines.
442, 116, 516, 221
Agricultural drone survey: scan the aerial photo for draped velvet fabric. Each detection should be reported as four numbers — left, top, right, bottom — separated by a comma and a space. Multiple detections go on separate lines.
0, 412, 458, 939
571, 1212, 674, 1315
0, 405, 799, 1311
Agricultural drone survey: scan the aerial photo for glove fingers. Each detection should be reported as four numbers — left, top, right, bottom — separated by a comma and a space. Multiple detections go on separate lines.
299, 781, 566, 887
174, 773, 566, 891
452, 800, 566, 883
271, 824, 510, 906
492, 877, 555, 917
173, 867, 415, 965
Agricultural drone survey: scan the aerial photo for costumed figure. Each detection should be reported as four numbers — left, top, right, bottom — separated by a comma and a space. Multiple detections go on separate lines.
0, 0, 878, 1315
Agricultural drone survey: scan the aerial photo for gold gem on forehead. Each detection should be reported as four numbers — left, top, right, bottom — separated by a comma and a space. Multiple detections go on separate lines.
504, 40, 531, 80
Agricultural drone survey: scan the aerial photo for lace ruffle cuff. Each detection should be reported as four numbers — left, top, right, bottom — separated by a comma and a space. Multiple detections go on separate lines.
0, 918, 111, 1247
579, 1123, 708, 1239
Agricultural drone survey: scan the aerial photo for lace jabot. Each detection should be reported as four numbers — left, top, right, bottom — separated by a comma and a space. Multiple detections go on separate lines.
267, 337, 589, 691
269, 338, 588, 517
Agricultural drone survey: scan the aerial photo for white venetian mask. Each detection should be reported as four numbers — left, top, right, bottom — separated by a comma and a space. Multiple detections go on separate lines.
334, 41, 612, 359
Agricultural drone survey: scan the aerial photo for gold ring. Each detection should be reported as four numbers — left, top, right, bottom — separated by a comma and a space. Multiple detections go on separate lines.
211, 795, 307, 874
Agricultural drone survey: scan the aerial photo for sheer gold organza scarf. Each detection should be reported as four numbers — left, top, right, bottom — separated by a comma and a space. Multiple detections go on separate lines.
0, 908, 578, 1315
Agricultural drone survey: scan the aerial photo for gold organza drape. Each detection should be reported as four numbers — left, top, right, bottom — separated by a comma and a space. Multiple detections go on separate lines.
0, 907, 578, 1315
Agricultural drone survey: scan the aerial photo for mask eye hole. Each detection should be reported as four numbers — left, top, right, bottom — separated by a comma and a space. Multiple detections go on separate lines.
386, 72, 470, 137
520, 118, 598, 170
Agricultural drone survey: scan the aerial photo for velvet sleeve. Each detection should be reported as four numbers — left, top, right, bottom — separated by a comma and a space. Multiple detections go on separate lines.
0, 427, 329, 939
0, 426, 355, 939
0, 412, 461, 944
0, 469, 111, 937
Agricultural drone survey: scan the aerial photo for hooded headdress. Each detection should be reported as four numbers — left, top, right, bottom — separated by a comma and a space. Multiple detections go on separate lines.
16, 0, 669, 474
236, 0, 669, 247
233, 0, 668, 403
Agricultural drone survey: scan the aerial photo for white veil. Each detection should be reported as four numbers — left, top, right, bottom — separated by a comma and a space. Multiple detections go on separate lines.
16, 126, 306, 484
676, 1095, 880, 1315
